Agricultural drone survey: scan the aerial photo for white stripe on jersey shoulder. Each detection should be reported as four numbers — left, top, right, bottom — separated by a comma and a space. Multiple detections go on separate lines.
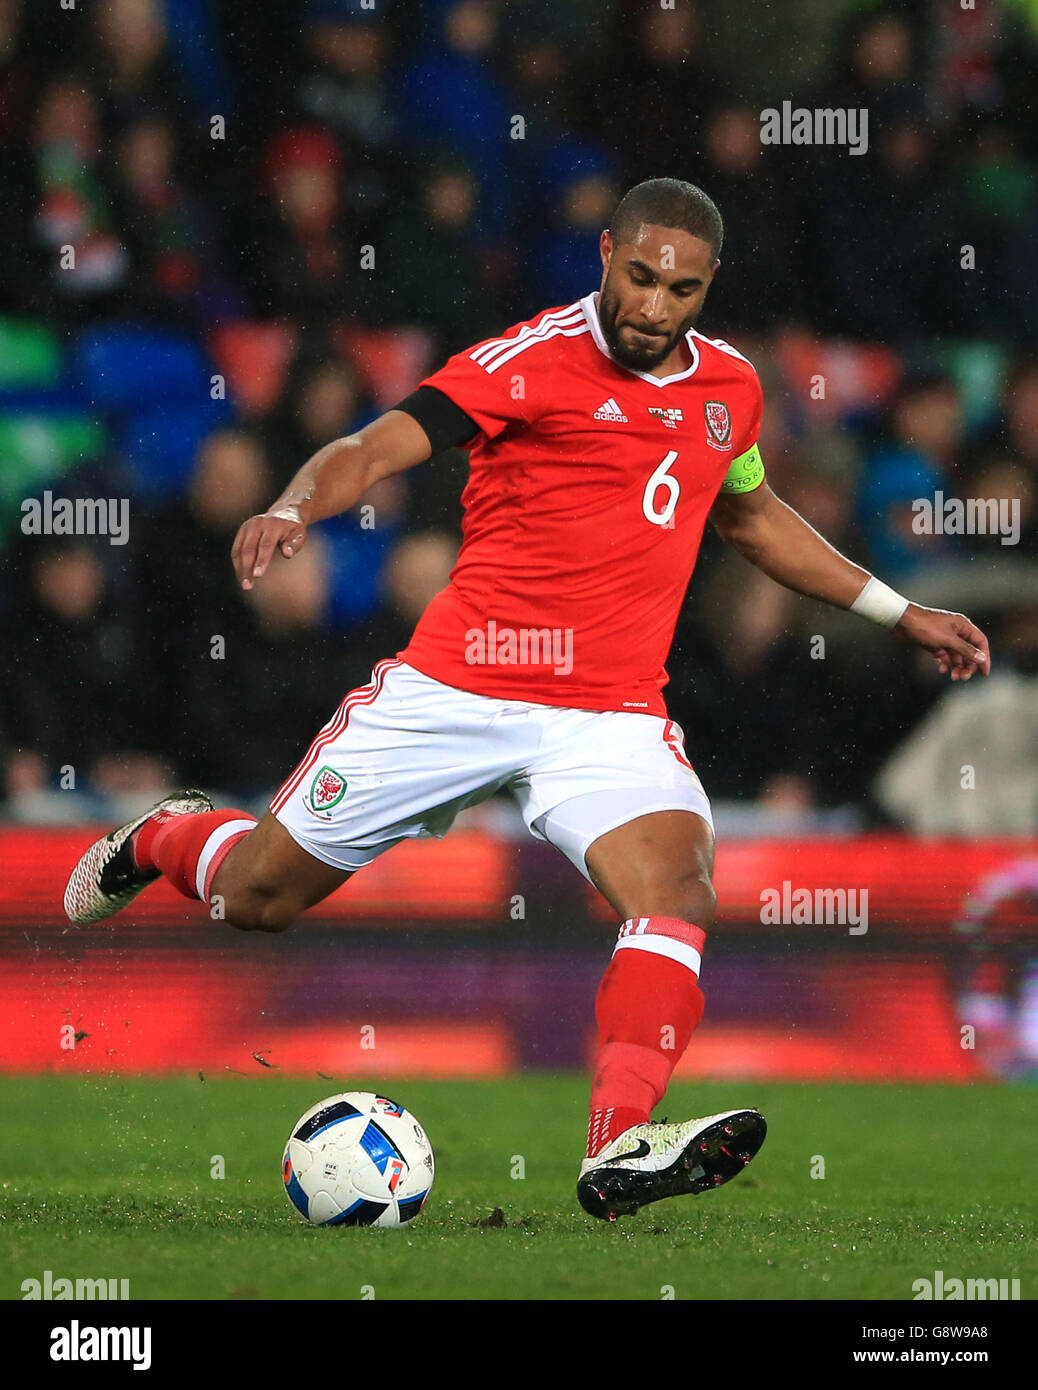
481, 318, 589, 375
471, 302, 582, 363
688, 328, 755, 368
470, 303, 587, 373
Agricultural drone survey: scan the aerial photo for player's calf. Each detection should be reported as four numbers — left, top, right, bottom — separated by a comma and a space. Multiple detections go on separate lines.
207, 813, 352, 932
585, 808, 717, 930
64, 801, 347, 931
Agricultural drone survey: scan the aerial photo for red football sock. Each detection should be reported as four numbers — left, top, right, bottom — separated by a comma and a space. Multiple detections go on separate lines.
134, 808, 257, 903
587, 916, 706, 1158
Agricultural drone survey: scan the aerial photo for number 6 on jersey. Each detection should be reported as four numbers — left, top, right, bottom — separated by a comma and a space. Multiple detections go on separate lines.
642, 451, 680, 527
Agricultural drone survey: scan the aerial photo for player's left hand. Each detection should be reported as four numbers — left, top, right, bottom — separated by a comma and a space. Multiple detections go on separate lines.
893, 603, 991, 680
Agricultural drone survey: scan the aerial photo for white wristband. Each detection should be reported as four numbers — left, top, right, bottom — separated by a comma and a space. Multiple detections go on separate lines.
849, 576, 910, 629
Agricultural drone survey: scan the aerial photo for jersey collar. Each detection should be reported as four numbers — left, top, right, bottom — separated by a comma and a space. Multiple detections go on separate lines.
580, 291, 700, 387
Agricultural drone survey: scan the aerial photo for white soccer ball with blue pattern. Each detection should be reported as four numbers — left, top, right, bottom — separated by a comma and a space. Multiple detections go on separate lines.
282, 1092, 434, 1228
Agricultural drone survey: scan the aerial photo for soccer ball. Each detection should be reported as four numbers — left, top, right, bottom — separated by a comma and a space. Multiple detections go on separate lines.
282, 1091, 434, 1228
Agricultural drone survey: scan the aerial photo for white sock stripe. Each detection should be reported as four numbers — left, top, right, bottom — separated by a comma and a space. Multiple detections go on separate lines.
613, 934, 702, 978
587, 1106, 614, 1157
194, 818, 256, 901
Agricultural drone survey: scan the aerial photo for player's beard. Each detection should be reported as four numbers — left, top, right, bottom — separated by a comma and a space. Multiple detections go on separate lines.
598, 285, 698, 371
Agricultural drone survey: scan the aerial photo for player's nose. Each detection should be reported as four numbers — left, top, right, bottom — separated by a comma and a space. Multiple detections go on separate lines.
639, 287, 667, 324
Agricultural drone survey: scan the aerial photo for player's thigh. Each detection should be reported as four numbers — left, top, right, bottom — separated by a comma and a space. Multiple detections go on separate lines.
272, 660, 519, 873
585, 809, 716, 925
211, 811, 352, 918
519, 706, 716, 921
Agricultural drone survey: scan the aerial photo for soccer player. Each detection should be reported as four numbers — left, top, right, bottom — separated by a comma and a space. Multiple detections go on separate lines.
65, 178, 991, 1220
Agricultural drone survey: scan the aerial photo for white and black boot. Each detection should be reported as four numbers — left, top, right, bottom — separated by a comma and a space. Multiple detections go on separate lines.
63, 790, 214, 925
578, 1109, 767, 1221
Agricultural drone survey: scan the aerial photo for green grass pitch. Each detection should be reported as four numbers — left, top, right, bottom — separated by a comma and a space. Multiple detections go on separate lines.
1, 1075, 1034, 1301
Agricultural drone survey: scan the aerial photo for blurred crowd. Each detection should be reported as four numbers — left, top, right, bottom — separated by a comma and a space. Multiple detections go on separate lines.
2, 0, 1038, 833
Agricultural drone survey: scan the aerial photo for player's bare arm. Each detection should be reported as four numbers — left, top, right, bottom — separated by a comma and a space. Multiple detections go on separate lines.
709, 482, 991, 681
231, 410, 434, 589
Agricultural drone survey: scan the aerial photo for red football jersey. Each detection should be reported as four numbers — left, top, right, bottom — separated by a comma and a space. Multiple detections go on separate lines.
399, 292, 765, 716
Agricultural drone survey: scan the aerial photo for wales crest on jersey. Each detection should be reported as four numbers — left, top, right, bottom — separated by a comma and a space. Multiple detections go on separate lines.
704, 400, 732, 449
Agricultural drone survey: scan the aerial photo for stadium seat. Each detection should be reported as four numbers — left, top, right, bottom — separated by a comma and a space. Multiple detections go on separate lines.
116, 398, 232, 501
0, 414, 107, 540
162, 0, 233, 118
333, 324, 436, 410
0, 319, 63, 393
209, 320, 297, 416
941, 341, 1009, 432
776, 330, 902, 423
322, 519, 398, 624
71, 325, 213, 412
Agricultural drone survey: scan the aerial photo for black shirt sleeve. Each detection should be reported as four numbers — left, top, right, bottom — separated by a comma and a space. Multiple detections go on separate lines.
388, 385, 480, 452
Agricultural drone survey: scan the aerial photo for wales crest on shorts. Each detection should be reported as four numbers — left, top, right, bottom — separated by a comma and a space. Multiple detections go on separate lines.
306, 765, 347, 816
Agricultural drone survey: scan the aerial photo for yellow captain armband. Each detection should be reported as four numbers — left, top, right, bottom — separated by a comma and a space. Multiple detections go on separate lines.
720, 442, 765, 494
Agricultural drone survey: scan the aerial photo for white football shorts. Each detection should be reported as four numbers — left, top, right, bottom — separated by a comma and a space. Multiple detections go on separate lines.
270, 659, 713, 883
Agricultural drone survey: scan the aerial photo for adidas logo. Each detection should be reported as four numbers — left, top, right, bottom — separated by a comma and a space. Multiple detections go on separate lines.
593, 397, 628, 422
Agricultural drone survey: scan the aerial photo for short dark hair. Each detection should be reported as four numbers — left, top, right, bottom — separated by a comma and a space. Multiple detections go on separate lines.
609, 177, 723, 259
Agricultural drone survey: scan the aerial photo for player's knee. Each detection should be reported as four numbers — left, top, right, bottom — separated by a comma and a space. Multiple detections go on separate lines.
235, 904, 297, 934
222, 887, 299, 934
251, 903, 298, 934
672, 868, 716, 931
628, 868, 716, 930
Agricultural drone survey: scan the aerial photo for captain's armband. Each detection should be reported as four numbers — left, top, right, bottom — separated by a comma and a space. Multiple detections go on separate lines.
720, 442, 765, 494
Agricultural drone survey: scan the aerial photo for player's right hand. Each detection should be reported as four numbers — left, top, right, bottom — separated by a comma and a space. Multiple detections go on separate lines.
231, 507, 308, 590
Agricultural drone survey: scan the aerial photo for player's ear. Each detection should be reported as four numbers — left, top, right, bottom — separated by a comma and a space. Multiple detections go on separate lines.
600, 228, 612, 268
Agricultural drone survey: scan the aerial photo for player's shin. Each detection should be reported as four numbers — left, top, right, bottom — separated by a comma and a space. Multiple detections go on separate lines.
135, 808, 258, 904
587, 917, 706, 1159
